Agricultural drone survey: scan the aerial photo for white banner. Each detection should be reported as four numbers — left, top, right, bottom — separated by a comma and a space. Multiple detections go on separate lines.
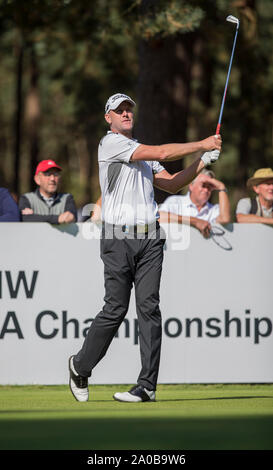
0, 222, 272, 384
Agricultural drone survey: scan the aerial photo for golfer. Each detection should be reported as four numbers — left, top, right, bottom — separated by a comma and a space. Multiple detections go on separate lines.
69, 93, 222, 402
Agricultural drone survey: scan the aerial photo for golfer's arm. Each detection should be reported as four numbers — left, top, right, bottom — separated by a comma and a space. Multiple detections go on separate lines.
131, 143, 203, 162
216, 191, 231, 224
153, 157, 205, 194
236, 213, 273, 224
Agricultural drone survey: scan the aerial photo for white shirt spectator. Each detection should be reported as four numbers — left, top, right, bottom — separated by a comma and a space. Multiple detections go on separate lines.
159, 192, 220, 223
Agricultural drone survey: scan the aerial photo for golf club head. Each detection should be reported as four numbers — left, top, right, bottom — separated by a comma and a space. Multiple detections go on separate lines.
226, 15, 240, 28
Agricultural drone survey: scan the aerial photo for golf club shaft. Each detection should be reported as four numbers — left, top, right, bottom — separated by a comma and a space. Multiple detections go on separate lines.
216, 26, 239, 135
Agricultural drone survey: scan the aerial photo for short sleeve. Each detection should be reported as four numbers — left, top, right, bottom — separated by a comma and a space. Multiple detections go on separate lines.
208, 203, 220, 223
98, 133, 140, 164
19, 195, 31, 211
236, 198, 251, 215
151, 160, 165, 174
159, 196, 182, 215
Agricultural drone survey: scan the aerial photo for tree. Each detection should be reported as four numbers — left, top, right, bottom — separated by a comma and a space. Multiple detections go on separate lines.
0, 0, 272, 214
135, 0, 205, 202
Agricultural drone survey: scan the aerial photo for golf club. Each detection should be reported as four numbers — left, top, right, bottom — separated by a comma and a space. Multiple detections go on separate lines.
216, 15, 240, 135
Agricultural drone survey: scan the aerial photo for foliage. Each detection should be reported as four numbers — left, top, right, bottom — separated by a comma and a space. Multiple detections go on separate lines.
0, 0, 272, 214
136, 0, 205, 38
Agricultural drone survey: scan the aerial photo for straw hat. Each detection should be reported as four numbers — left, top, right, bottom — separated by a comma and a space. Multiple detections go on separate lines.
247, 168, 273, 188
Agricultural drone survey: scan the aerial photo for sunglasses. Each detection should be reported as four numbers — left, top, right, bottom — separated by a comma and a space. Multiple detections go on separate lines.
42, 171, 61, 177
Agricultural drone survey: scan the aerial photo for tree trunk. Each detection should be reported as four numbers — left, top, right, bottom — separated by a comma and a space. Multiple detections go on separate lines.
135, 34, 195, 203
190, 34, 214, 139
13, 30, 24, 195
236, 0, 270, 186
25, 43, 41, 191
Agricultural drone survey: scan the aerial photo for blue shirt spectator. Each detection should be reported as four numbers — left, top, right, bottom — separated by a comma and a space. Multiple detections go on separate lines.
0, 188, 20, 221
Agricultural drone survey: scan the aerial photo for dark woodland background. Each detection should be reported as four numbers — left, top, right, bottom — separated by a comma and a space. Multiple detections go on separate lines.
0, 0, 272, 216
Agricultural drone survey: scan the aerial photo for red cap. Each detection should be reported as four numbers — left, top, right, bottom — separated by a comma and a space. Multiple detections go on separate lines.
35, 160, 62, 175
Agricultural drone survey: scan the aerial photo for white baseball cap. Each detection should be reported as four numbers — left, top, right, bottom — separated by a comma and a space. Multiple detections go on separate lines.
105, 93, 136, 114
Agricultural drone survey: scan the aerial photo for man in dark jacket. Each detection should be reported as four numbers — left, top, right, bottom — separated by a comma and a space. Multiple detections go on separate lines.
0, 188, 20, 221
19, 159, 77, 224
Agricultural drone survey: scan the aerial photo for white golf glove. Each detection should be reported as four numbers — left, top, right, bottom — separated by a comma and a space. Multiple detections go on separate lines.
201, 150, 220, 167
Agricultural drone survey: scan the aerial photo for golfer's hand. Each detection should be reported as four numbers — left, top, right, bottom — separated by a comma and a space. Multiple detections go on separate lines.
58, 211, 75, 224
201, 134, 222, 151
201, 150, 220, 166
21, 208, 34, 215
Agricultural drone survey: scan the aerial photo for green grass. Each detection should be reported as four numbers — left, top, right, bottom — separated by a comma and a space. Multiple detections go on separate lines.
0, 384, 272, 450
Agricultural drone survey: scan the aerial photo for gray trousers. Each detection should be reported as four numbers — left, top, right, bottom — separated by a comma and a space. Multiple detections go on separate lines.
74, 226, 165, 390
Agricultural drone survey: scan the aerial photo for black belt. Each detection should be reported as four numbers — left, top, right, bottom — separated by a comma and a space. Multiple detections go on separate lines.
102, 221, 159, 235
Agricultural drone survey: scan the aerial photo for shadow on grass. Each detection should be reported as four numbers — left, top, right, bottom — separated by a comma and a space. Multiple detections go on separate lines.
0, 415, 273, 450
1, 395, 271, 415
159, 396, 272, 402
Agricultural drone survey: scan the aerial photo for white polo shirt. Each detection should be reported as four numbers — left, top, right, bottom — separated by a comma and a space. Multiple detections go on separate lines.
98, 131, 165, 225
159, 192, 220, 223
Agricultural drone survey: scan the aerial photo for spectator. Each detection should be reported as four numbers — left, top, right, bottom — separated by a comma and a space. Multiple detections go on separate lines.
77, 204, 91, 222
77, 196, 102, 223
236, 168, 273, 225
90, 195, 102, 223
159, 169, 230, 238
0, 187, 20, 221
19, 159, 77, 224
